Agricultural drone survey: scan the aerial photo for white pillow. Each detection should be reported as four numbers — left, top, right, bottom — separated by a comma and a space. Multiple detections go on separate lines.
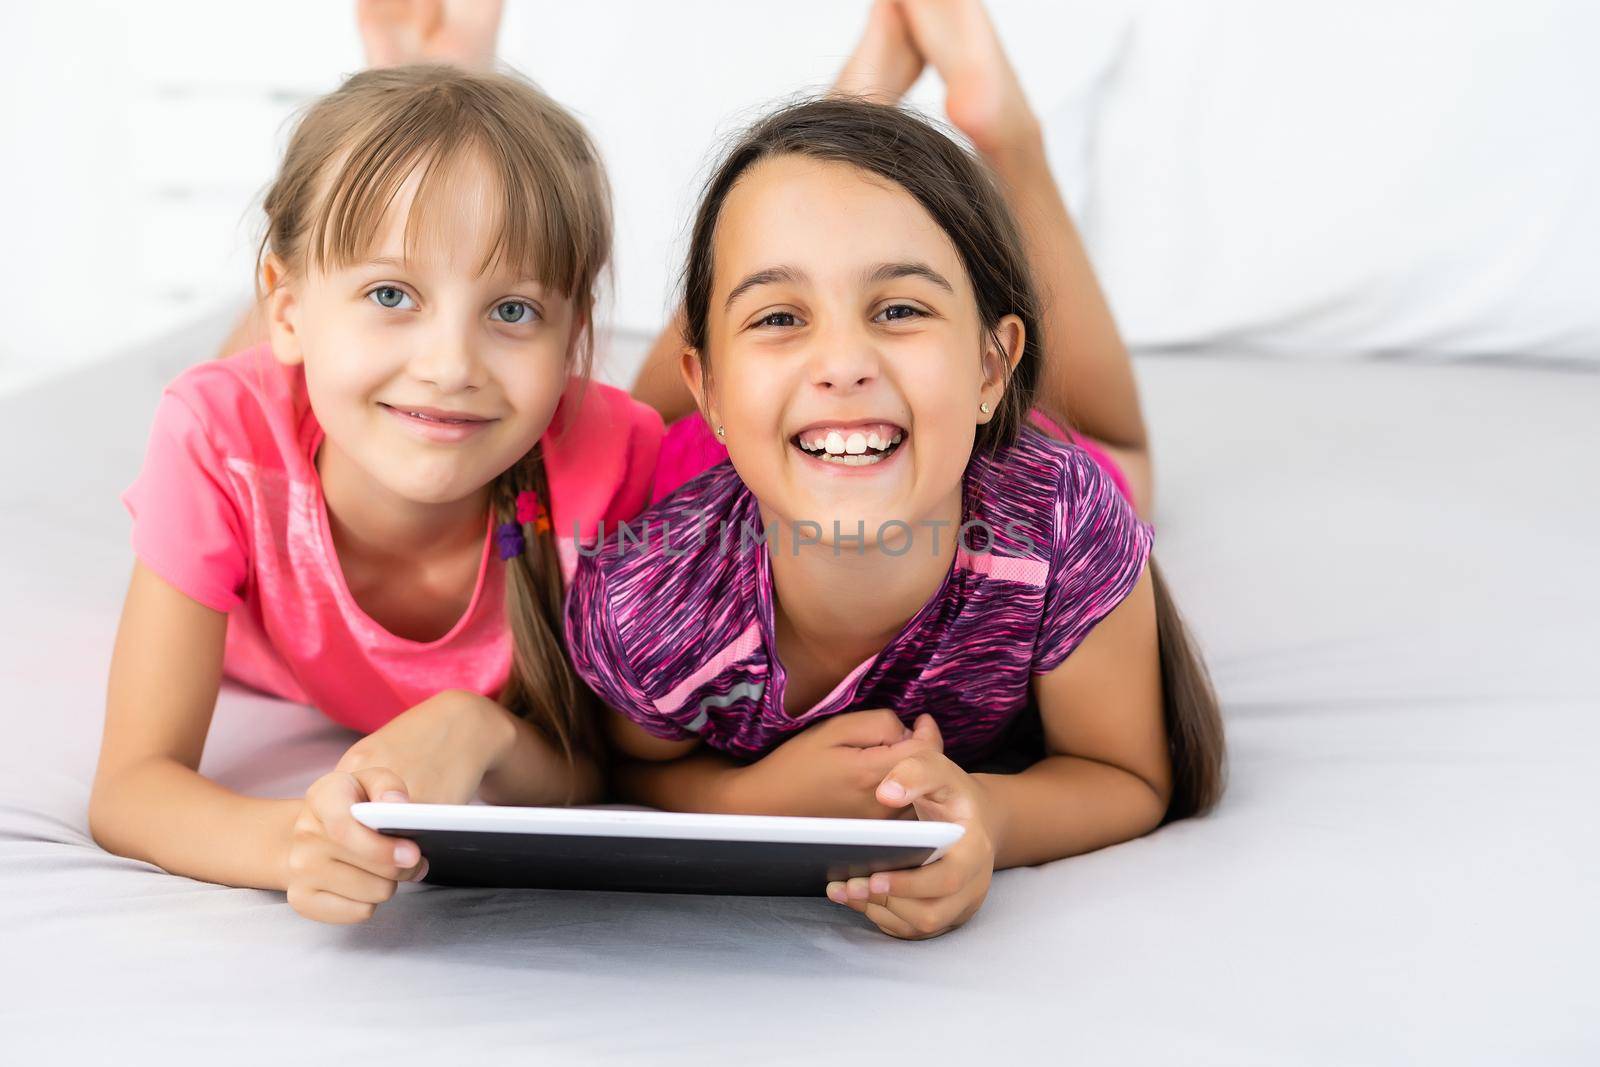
1068, 0, 1600, 362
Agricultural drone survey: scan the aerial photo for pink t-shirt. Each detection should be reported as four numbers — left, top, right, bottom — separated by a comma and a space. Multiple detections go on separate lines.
120, 344, 663, 734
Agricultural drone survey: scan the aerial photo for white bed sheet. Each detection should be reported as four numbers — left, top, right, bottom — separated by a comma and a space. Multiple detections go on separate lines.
1, 326, 1595, 1064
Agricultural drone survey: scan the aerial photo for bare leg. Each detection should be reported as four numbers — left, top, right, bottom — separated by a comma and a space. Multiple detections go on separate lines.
356, 0, 503, 70
833, 0, 927, 104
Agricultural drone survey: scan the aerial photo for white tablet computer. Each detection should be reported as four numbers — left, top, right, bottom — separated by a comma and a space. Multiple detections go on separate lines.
352, 802, 964, 897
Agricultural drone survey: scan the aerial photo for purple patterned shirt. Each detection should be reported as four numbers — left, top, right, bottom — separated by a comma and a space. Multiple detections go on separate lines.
564, 426, 1153, 765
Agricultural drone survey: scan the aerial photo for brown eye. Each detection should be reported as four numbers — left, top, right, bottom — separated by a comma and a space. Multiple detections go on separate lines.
878, 304, 922, 322
758, 311, 798, 328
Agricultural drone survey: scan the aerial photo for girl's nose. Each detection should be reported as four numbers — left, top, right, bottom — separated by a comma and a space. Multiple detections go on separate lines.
807, 328, 880, 393
407, 324, 484, 393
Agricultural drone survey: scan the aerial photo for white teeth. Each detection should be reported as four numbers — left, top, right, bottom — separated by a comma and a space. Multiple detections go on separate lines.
793, 425, 908, 460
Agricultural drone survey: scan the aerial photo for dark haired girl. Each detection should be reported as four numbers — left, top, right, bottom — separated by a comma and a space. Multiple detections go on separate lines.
569, 0, 1224, 939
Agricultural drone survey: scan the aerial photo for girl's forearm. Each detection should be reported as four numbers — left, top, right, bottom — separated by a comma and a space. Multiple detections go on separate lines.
974, 755, 1166, 870
629, 311, 698, 424
981, 126, 1148, 453
477, 703, 604, 807
88, 757, 300, 891
610, 752, 741, 813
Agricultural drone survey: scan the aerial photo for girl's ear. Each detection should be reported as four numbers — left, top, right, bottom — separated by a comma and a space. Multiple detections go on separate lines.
978, 314, 1026, 423
260, 253, 304, 367
678, 346, 718, 428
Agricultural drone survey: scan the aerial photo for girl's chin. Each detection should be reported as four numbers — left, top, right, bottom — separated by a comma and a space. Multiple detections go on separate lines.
372, 458, 492, 507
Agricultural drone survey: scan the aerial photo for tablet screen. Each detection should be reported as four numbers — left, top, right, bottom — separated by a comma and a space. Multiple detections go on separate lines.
354, 803, 963, 897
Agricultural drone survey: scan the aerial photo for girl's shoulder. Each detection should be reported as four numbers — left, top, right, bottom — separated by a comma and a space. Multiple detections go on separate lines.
986, 424, 1154, 675
650, 414, 731, 504
968, 422, 1113, 560
983, 417, 1141, 514
567, 458, 749, 634
563, 459, 752, 716
121, 344, 308, 615
969, 420, 1151, 605
580, 457, 746, 576
541, 381, 665, 576
154, 343, 315, 470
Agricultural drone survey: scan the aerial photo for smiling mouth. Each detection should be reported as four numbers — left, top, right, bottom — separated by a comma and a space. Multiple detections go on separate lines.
380, 403, 491, 425
791, 422, 907, 467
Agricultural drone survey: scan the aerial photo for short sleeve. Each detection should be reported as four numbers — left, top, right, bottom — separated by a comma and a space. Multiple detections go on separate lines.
650, 415, 729, 504
1032, 451, 1154, 674
543, 383, 664, 540
563, 557, 693, 741
607, 396, 665, 524
120, 391, 249, 613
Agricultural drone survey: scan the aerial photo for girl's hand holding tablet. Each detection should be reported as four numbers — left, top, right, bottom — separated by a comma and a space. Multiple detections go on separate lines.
827, 721, 997, 940
613, 709, 944, 822
329, 689, 516, 810
285, 689, 540, 923
287, 766, 428, 925
723, 710, 944, 821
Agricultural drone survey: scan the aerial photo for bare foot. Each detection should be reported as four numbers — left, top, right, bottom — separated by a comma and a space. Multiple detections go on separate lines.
833, 0, 925, 104
355, 0, 504, 71
897, 0, 1039, 155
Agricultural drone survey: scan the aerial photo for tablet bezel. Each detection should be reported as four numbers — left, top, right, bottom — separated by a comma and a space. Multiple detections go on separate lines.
352, 802, 963, 863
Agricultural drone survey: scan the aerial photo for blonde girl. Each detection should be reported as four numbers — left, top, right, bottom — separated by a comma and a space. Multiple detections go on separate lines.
91, 65, 661, 924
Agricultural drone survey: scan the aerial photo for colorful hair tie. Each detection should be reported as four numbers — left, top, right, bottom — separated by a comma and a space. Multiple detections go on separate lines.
516, 490, 551, 534
495, 520, 526, 561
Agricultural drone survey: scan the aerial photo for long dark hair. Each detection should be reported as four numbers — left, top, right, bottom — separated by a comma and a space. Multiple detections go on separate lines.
680, 97, 1224, 819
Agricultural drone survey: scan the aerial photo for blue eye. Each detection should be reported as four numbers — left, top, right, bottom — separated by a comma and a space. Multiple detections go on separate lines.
491, 300, 539, 324
878, 304, 923, 322
757, 311, 798, 328
368, 286, 413, 310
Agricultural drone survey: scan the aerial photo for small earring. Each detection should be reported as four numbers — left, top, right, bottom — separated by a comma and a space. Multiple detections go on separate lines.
979, 401, 992, 415
716, 425, 726, 440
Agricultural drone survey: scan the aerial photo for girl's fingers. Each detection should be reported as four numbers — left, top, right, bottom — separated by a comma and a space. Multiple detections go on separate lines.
825, 880, 869, 912
867, 856, 968, 901
286, 886, 378, 926
830, 875, 899, 912
319, 858, 401, 906
349, 766, 410, 807
826, 879, 954, 939
874, 714, 944, 771
877, 895, 958, 940
326, 831, 419, 881
861, 901, 927, 940
825, 708, 912, 748
877, 752, 960, 813
305, 772, 418, 876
